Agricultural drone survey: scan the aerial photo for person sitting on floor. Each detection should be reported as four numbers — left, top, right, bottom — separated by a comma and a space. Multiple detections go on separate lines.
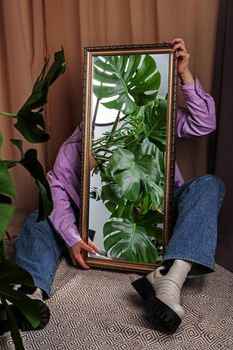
0, 38, 224, 335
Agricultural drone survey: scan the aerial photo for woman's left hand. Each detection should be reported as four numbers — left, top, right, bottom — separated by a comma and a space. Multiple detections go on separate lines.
169, 38, 194, 85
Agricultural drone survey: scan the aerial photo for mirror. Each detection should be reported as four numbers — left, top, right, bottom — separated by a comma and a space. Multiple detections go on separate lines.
81, 44, 177, 273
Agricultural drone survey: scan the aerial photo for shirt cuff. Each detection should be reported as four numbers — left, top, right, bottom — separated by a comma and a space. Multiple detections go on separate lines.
65, 232, 82, 248
51, 223, 82, 248
179, 77, 207, 102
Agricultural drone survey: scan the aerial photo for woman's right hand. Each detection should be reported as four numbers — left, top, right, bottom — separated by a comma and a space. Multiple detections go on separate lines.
68, 239, 100, 269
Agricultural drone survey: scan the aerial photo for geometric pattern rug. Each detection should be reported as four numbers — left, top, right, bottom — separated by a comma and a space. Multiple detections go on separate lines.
0, 260, 233, 350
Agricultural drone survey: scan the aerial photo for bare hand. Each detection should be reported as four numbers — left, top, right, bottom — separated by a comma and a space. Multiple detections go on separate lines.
169, 38, 194, 85
68, 239, 100, 269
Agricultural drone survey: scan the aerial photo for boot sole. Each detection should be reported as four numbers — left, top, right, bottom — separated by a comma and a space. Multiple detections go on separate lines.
131, 276, 181, 334
0, 300, 50, 335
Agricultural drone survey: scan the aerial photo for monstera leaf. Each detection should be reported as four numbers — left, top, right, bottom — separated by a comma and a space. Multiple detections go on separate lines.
0, 260, 41, 326
20, 149, 53, 221
0, 133, 16, 240
101, 183, 123, 203
0, 160, 15, 241
129, 138, 166, 208
93, 55, 161, 114
0, 48, 66, 144
144, 99, 167, 151
128, 137, 164, 163
103, 218, 161, 263
14, 110, 50, 144
108, 148, 160, 201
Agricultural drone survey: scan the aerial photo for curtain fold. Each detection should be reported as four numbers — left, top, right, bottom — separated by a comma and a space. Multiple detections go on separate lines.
0, 0, 219, 235
210, 0, 233, 272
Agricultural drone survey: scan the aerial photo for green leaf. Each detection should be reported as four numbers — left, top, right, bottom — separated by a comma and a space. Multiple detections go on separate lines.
103, 218, 159, 263
0, 260, 35, 286
144, 99, 167, 151
148, 227, 163, 242
137, 209, 163, 225
14, 48, 65, 144
0, 261, 40, 340
0, 286, 41, 329
149, 183, 164, 209
128, 137, 156, 156
20, 48, 66, 113
0, 159, 15, 238
0, 161, 16, 199
20, 80, 49, 112
45, 47, 66, 86
111, 202, 136, 221
20, 149, 53, 219
93, 54, 160, 114
104, 201, 117, 213
101, 183, 123, 204
37, 180, 53, 221
14, 110, 50, 144
1, 297, 24, 350
136, 210, 163, 242
108, 148, 160, 201
141, 194, 150, 215
0, 201, 15, 241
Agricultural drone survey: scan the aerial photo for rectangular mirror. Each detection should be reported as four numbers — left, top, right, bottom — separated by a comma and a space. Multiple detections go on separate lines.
81, 44, 177, 273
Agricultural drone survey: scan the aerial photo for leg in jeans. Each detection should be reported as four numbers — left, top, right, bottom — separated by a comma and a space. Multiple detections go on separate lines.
132, 175, 225, 334
163, 174, 225, 274
14, 210, 65, 298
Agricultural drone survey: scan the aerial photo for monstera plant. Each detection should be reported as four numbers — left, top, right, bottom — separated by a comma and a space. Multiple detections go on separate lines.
92, 54, 167, 263
93, 54, 161, 114
0, 49, 65, 350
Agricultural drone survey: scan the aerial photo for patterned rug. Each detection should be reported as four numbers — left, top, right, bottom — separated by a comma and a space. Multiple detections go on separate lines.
0, 261, 233, 350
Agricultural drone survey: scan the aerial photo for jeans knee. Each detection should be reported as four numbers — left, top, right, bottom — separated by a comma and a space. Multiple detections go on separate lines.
198, 174, 225, 199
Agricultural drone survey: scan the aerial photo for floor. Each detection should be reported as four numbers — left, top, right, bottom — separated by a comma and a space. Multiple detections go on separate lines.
0, 259, 233, 350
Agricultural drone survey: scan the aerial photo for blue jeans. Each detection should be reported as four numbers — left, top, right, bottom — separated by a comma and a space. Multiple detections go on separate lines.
163, 174, 225, 275
14, 213, 65, 297
14, 175, 224, 297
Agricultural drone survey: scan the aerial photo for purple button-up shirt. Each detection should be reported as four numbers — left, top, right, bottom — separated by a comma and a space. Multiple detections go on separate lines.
47, 78, 216, 248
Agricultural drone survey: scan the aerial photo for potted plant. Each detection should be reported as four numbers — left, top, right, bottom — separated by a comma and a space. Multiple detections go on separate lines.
0, 48, 65, 349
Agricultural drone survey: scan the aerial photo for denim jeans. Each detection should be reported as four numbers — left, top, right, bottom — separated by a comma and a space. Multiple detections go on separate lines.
14, 174, 225, 297
163, 174, 225, 275
14, 212, 65, 297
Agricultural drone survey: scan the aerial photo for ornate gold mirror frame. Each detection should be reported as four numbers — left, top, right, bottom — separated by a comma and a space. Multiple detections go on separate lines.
81, 43, 177, 273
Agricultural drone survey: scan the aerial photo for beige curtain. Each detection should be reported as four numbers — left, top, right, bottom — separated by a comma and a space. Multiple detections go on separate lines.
0, 0, 219, 234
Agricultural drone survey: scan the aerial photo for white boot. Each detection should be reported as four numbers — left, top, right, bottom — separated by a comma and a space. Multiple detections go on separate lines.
147, 260, 192, 319
132, 259, 192, 334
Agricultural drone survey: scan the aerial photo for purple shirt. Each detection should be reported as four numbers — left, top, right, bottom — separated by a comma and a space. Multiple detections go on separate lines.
47, 78, 216, 248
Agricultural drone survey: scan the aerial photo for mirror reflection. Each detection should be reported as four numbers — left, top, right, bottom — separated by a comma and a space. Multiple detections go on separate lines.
86, 51, 172, 265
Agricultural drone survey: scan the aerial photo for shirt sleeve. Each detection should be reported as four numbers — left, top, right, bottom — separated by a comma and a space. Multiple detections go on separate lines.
176, 78, 216, 138
47, 127, 83, 248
